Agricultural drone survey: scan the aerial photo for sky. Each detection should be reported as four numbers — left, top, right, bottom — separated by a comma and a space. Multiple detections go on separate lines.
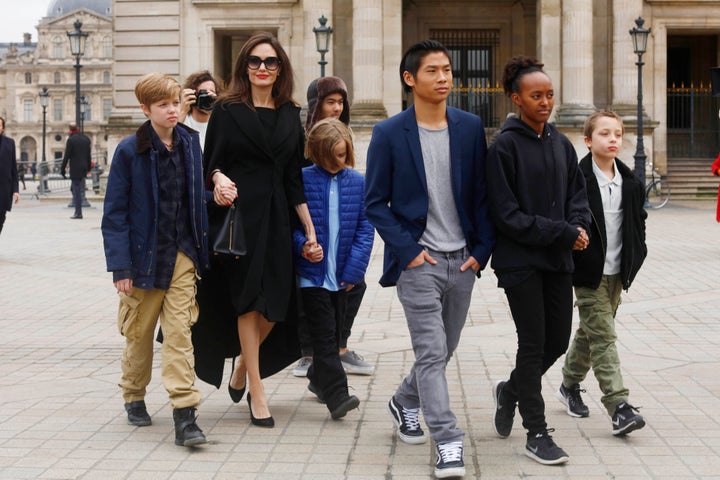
0, 0, 51, 43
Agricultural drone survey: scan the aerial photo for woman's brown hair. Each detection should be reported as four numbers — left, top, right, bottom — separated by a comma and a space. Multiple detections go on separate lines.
218, 32, 295, 109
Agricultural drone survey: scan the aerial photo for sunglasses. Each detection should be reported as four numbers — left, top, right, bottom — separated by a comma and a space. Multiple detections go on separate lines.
247, 55, 281, 71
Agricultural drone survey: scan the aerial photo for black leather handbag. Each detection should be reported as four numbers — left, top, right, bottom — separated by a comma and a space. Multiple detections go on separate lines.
212, 200, 247, 258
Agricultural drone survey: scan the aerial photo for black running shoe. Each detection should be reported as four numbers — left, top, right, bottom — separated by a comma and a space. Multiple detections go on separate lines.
434, 441, 465, 478
493, 380, 515, 438
556, 383, 590, 418
612, 402, 645, 436
525, 429, 569, 465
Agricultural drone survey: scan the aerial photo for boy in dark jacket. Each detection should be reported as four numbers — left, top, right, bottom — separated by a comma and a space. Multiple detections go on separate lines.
101, 73, 210, 447
557, 110, 648, 436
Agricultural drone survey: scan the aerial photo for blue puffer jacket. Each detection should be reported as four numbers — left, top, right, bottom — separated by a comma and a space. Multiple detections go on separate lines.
102, 121, 210, 290
293, 165, 374, 287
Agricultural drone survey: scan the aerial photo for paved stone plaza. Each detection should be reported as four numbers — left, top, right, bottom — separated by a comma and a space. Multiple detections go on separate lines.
1, 194, 719, 479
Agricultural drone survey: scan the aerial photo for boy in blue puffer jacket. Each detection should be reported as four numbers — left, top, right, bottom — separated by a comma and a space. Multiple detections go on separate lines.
293, 118, 374, 420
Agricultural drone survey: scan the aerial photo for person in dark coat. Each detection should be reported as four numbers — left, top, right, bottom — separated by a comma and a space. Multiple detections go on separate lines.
0, 116, 20, 235
193, 32, 318, 428
61, 122, 91, 219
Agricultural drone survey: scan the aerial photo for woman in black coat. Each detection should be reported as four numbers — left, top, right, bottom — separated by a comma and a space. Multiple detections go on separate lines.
194, 32, 318, 427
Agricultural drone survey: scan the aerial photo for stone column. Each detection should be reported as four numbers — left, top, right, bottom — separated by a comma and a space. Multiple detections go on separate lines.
352, 0, 387, 125
611, 0, 644, 117
554, 0, 595, 126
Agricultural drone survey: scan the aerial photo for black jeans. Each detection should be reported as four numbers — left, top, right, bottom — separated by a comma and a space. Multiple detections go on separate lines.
70, 178, 84, 217
502, 271, 573, 435
302, 287, 350, 410
298, 279, 366, 355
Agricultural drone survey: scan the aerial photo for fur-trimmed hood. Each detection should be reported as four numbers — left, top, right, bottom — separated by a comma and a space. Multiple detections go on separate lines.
305, 76, 350, 132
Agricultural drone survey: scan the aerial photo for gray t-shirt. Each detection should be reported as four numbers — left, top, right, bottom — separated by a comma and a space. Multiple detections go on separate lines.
417, 125, 466, 252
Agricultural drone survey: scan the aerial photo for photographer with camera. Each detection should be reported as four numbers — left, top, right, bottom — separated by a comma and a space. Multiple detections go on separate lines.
179, 70, 221, 150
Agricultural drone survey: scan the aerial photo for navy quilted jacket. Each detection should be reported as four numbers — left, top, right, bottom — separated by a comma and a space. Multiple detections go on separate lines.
293, 165, 374, 287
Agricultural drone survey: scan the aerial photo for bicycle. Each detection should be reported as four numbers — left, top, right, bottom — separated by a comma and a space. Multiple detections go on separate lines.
645, 163, 670, 209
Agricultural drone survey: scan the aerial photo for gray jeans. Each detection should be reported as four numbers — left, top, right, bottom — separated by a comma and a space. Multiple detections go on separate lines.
394, 247, 476, 444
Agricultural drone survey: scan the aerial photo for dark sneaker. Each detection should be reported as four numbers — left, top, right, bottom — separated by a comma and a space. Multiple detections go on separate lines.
525, 429, 569, 465
493, 380, 515, 438
292, 356, 312, 377
556, 383, 590, 418
388, 396, 426, 444
124, 400, 151, 426
307, 381, 326, 404
173, 407, 207, 447
330, 395, 360, 420
340, 350, 374, 375
434, 441, 465, 478
612, 402, 645, 436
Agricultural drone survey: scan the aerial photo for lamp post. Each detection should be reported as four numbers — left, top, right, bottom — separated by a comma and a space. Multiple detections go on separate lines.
79, 95, 87, 134
629, 16, 650, 188
312, 14, 333, 77
67, 19, 88, 127
38, 87, 49, 195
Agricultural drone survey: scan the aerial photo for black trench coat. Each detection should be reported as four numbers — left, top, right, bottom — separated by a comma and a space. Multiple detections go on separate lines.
192, 101, 306, 388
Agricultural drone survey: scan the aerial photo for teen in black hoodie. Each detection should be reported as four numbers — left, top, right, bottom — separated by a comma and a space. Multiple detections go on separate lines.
486, 56, 591, 466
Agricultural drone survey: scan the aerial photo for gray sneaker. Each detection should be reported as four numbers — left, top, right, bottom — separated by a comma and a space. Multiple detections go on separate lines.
340, 350, 374, 375
292, 356, 312, 377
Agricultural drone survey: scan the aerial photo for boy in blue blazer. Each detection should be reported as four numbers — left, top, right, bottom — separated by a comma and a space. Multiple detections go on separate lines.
364, 39, 494, 479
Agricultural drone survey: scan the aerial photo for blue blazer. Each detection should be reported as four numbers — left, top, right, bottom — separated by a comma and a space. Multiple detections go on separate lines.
365, 105, 495, 287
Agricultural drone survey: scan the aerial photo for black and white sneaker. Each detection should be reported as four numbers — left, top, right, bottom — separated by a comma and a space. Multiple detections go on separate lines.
612, 402, 645, 436
388, 396, 426, 444
524, 429, 569, 465
556, 383, 590, 418
434, 441, 465, 478
493, 380, 515, 438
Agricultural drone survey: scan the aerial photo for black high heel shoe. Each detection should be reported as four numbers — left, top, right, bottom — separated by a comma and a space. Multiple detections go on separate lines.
228, 357, 246, 403
247, 393, 274, 428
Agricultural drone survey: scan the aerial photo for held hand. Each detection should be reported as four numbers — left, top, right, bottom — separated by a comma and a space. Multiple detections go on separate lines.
407, 250, 437, 269
572, 226, 590, 251
212, 171, 237, 206
460, 255, 480, 272
340, 282, 355, 291
302, 241, 324, 263
114, 278, 133, 294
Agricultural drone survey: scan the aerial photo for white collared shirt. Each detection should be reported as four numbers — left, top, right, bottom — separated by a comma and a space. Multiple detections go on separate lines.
592, 158, 623, 275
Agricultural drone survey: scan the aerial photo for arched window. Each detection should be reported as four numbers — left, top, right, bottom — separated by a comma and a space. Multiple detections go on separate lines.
25, 72, 32, 84
51, 37, 63, 59
103, 36, 112, 58
54, 72, 61, 84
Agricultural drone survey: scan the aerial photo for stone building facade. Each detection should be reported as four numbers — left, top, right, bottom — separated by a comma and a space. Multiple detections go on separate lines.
0, 1, 113, 172
105, 0, 720, 180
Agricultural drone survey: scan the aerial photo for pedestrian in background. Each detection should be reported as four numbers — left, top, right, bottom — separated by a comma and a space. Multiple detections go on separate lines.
711, 153, 720, 222
294, 118, 373, 419
179, 70, 221, 150
557, 110, 648, 436
101, 73, 210, 447
365, 39, 494, 479
61, 122, 91, 219
292, 75, 375, 379
192, 32, 317, 428
0, 116, 20, 236
486, 55, 590, 465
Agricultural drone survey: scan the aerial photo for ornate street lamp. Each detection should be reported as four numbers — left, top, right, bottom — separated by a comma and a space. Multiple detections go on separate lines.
38, 87, 49, 195
629, 17, 650, 188
313, 15, 333, 77
67, 19, 88, 127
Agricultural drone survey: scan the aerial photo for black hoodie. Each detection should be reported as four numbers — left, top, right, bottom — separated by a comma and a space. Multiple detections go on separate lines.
486, 117, 591, 287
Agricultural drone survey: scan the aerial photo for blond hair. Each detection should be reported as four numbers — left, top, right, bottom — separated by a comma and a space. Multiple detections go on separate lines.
305, 118, 355, 171
584, 109, 624, 138
134, 73, 181, 107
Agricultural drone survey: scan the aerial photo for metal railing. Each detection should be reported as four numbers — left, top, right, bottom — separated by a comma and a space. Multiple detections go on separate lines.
666, 82, 720, 158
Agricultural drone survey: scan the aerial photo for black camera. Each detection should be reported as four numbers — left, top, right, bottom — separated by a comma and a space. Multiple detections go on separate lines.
195, 89, 214, 111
